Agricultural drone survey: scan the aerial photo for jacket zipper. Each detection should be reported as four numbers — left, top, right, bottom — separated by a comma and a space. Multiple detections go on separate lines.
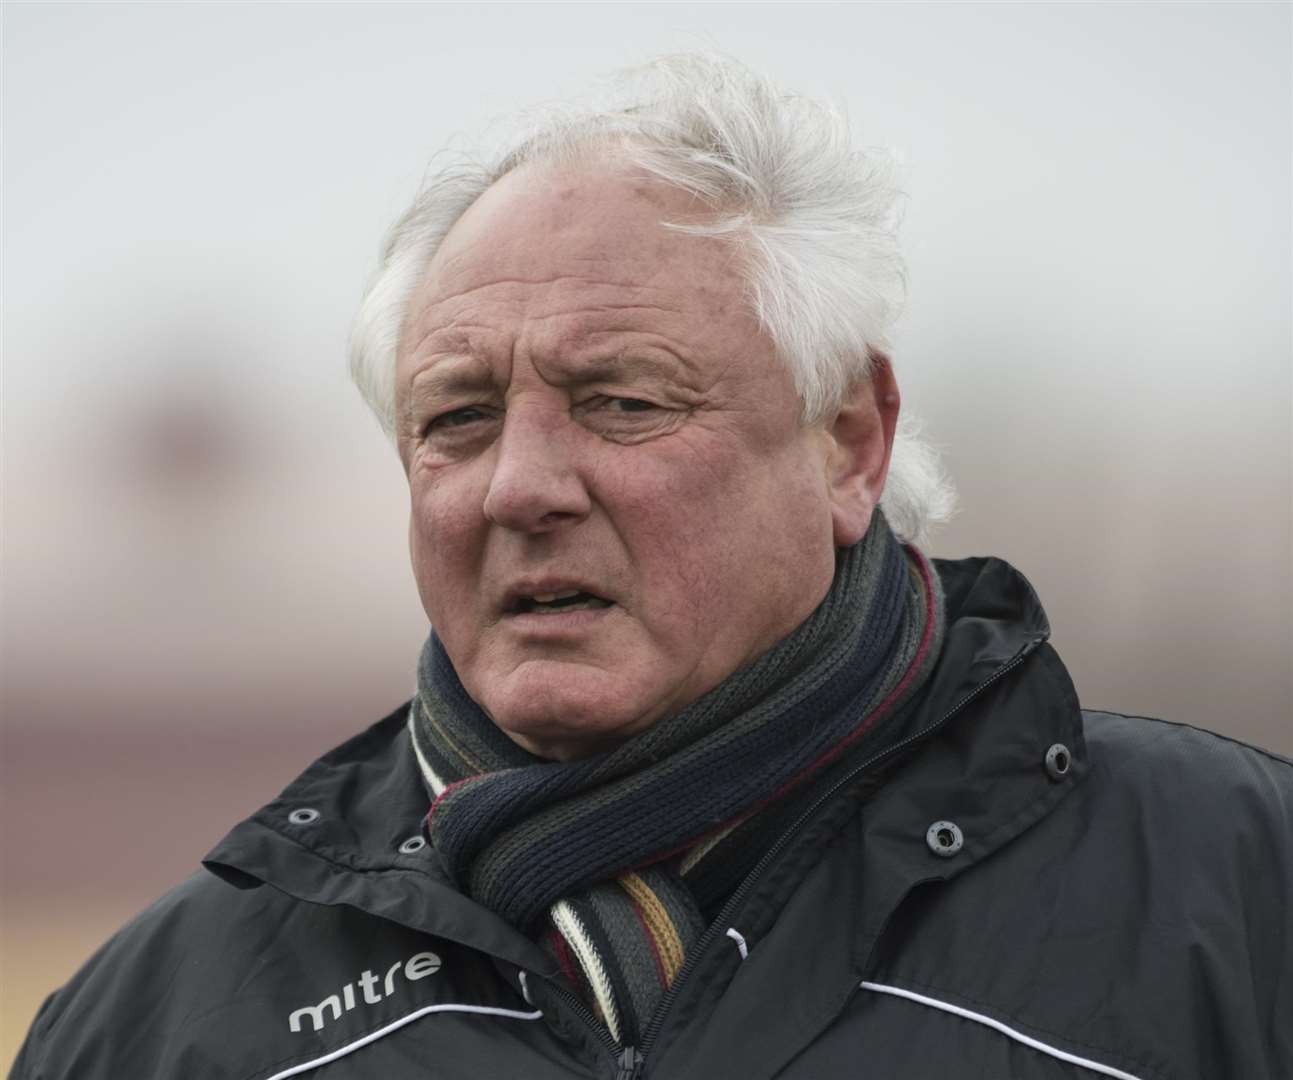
543, 980, 625, 1070
540, 988, 644, 1079
614, 1046, 645, 1080
539, 635, 1045, 1078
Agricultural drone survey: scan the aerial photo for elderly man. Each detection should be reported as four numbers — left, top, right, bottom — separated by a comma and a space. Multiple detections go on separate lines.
13, 56, 1291, 1080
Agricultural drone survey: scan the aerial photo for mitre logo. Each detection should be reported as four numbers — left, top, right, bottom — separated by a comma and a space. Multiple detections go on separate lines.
288, 951, 442, 1033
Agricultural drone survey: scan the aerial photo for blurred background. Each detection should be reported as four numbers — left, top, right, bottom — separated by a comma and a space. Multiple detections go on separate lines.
3, 1, 1290, 1065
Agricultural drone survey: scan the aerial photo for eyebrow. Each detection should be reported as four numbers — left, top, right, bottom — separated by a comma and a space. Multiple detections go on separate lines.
572, 351, 687, 384
401, 359, 494, 426
408, 361, 493, 399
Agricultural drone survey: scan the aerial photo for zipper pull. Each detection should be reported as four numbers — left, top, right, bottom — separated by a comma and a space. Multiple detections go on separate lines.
615, 1045, 643, 1080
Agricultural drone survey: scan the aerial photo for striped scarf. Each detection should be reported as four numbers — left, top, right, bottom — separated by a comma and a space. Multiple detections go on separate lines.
410, 511, 944, 1045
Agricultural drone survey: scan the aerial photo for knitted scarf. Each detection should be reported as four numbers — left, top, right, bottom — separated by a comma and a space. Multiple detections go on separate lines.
410, 511, 944, 1045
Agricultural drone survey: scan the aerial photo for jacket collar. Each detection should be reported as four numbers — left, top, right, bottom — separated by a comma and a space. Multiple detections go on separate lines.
848, 555, 1087, 969
203, 554, 1080, 977
203, 703, 562, 977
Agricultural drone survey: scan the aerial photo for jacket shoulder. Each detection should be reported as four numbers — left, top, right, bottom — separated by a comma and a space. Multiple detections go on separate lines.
1081, 708, 1293, 811
11, 868, 285, 1079
1078, 708, 1293, 884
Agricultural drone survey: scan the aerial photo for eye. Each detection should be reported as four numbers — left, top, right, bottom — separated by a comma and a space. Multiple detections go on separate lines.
573, 394, 681, 442
424, 406, 488, 435
606, 397, 658, 413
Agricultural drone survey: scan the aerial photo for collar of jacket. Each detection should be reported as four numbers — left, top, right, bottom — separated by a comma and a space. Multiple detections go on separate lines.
202, 554, 1084, 988
847, 556, 1087, 963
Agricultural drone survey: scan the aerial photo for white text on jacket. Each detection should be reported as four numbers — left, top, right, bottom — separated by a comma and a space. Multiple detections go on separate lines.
288, 951, 442, 1033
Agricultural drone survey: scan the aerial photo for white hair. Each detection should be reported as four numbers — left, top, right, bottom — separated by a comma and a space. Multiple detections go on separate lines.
349, 53, 956, 543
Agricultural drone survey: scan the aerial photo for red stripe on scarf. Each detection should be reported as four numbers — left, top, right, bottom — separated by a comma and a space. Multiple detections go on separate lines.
427, 775, 477, 825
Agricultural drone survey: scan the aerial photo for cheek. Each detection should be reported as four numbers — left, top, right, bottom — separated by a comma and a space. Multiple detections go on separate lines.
407, 470, 485, 603
616, 433, 831, 605
596, 441, 761, 615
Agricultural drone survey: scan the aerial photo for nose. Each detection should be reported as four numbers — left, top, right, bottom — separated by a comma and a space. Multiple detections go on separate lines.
482, 406, 591, 533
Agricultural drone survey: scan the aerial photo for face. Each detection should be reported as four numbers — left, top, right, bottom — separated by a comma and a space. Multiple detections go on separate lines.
395, 161, 888, 760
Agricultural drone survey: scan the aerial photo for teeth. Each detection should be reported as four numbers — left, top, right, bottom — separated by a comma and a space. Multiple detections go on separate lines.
513, 591, 612, 614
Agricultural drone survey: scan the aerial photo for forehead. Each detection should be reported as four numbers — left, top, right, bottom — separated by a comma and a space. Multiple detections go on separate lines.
399, 161, 756, 364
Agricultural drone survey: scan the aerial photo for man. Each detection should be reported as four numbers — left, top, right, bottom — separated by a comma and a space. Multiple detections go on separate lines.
12, 55, 1291, 1080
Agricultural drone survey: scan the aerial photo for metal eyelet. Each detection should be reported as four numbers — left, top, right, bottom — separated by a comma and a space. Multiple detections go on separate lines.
1045, 743, 1072, 781
926, 820, 964, 857
398, 835, 427, 855
288, 807, 320, 825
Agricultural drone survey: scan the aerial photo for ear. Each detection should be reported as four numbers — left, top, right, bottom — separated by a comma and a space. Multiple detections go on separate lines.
824, 352, 900, 547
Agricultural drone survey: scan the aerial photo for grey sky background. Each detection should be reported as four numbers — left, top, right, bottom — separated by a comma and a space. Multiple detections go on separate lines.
2, 1, 1290, 1058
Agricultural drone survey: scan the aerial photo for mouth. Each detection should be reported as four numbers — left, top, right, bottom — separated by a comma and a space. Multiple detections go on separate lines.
507, 588, 615, 616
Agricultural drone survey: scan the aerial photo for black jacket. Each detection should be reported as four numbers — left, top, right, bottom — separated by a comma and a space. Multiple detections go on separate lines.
12, 558, 1292, 1080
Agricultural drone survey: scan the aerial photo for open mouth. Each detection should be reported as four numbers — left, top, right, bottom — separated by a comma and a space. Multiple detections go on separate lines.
510, 590, 614, 615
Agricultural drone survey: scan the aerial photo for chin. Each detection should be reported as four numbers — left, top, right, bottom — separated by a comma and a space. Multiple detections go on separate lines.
476, 665, 659, 761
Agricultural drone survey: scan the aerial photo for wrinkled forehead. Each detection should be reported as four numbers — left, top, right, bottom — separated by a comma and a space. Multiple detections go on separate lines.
405, 160, 747, 333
